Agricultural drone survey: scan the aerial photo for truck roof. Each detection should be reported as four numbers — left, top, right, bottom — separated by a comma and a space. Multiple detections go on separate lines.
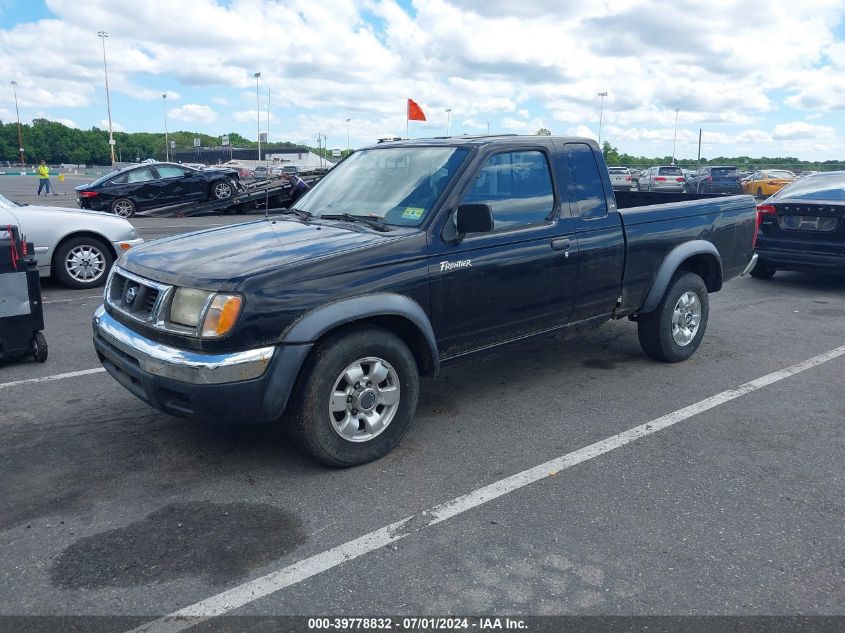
362, 135, 598, 150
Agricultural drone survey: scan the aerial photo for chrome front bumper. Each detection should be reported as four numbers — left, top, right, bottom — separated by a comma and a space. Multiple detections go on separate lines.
93, 305, 274, 385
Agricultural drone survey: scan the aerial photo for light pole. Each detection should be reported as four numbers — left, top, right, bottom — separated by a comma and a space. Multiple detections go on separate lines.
98, 31, 116, 166
162, 93, 169, 162
254, 72, 261, 162
346, 118, 351, 152
10, 81, 24, 165
672, 108, 680, 165
486, 122, 490, 135
597, 91, 608, 147
266, 87, 271, 163
445, 108, 451, 136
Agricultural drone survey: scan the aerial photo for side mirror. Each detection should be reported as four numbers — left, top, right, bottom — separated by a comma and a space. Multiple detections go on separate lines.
456, 203, 493, 236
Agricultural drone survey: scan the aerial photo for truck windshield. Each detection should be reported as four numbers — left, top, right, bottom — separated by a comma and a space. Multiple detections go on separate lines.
295, 146, 470, 226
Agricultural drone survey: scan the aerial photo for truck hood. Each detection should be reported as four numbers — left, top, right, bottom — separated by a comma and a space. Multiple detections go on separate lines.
121, 218, 408, 289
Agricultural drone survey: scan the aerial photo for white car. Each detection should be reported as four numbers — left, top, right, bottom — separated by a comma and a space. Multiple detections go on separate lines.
0, 192, 143, 289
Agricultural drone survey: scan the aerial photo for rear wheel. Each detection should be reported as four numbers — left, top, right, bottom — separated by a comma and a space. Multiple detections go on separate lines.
287, 326, 419, 467
756, 186, 763, 196
638, 272, 709, 363
749, 260, 776, 279
111, 198, 136, 218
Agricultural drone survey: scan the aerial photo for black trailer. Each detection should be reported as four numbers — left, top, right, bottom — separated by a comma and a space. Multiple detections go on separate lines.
0, 225, 47, 363
136, 172, 326, 218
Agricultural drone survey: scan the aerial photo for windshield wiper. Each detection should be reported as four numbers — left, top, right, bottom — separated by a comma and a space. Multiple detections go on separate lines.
277, 207, 313, 222
320, 213, 391, 232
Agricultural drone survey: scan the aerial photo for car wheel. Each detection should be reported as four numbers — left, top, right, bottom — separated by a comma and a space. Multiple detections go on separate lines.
637, 272, 709, 363
756, 187, 763, 196
287, 326, 420, 467
212, 179, 235, 200
52, 236, 115, 289
111, 198, 136, 218
749, 260, 776, 279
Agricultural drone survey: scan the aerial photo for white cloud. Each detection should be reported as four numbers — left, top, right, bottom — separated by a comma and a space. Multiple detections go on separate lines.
771, 122, 836, 141
232, 110, 280, 125
169, 103, 218, 124
0, 0, 843, 158
99, 119, 124, 132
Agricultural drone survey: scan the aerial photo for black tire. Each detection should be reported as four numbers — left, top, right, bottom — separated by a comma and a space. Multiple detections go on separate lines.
637, 272, 710, 363
52, 235, 115, 289
287, 326, 420, 467
211, 178, 236, 200
756, 187, 763, 196
110, 197, 136, 218
749, 260, 776, 279
32, 332, 48, 363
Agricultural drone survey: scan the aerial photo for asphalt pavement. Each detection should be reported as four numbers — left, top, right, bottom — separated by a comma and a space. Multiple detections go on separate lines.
0, 177, 843, 630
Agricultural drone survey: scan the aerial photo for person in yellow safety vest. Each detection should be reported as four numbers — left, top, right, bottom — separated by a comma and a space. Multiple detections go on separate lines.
37, 160, 51, 196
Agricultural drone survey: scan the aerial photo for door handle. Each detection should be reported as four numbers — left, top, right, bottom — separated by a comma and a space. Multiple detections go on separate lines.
551, 237, 572, 252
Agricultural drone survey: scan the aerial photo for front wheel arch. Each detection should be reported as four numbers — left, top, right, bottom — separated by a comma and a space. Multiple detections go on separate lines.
282, 294, 440, 376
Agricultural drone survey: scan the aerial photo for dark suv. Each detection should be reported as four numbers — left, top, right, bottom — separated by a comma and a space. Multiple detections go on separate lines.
689, 166, 742, 194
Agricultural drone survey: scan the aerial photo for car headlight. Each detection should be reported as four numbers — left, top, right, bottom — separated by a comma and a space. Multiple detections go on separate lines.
170, 288, 243, 337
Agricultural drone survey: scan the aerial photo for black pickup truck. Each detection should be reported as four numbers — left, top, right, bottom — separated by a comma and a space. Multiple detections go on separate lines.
93, 136, 757, 466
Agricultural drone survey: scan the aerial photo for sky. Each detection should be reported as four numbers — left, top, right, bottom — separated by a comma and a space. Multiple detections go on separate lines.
1, 0, 845, 160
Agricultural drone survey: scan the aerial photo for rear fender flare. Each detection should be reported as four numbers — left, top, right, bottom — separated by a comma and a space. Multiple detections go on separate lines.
639, 241, 722, 314
281, 293, 440, 374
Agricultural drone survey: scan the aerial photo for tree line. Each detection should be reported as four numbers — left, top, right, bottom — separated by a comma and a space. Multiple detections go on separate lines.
0, 119, 321, 166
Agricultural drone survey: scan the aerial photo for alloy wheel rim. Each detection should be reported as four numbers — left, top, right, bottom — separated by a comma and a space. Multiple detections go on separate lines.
328, 356, 400, 443
65, 245, 106, 283
215, 182, 232, 198
113, 200, 134, 217
671, 291, 702, 346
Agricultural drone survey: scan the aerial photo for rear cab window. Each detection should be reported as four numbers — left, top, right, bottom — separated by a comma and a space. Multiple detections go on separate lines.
562, 143, 608, 219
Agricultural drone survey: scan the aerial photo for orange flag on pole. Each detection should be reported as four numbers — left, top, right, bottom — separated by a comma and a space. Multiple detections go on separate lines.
407, 98, 426, 121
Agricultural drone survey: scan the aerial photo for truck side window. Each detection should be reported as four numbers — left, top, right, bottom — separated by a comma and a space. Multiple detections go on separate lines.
563, 143, 608, 219
462, 150, 554, 231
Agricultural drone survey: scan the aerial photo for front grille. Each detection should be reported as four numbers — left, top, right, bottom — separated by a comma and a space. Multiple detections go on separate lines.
106, 269, 170, 323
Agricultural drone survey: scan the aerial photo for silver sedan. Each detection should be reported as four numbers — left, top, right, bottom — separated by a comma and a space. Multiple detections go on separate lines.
0, 192, 143, 289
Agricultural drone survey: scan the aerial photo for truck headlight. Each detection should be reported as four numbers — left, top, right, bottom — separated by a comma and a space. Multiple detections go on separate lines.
170, 288, 211, 327
170, 288, 243, 336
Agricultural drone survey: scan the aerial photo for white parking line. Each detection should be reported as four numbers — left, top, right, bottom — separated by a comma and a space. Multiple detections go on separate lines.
128, 343, 845, 633
0, 368, 105, 390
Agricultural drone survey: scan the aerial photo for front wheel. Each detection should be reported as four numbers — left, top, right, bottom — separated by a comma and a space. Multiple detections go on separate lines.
287, 326, 420, 467
212, 179, 236, 200
52, 236, 115, 289
637, 272, 709, 363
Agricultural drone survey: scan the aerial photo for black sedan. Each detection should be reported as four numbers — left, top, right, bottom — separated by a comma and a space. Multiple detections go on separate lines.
75, 162, 239, 217
751, 171, 845, 278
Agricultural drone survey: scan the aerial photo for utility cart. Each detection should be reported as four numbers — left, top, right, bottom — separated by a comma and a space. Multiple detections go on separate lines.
0, 225, 47, 363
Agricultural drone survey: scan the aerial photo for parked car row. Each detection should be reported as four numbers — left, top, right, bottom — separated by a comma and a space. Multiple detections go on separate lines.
605, 165, 804, 197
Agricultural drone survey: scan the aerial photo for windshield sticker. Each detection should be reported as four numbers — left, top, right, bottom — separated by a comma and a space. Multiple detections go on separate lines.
401, 207, 425, 220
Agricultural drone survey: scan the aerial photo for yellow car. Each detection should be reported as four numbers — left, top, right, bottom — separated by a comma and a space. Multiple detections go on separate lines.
742, 170, 796, 197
